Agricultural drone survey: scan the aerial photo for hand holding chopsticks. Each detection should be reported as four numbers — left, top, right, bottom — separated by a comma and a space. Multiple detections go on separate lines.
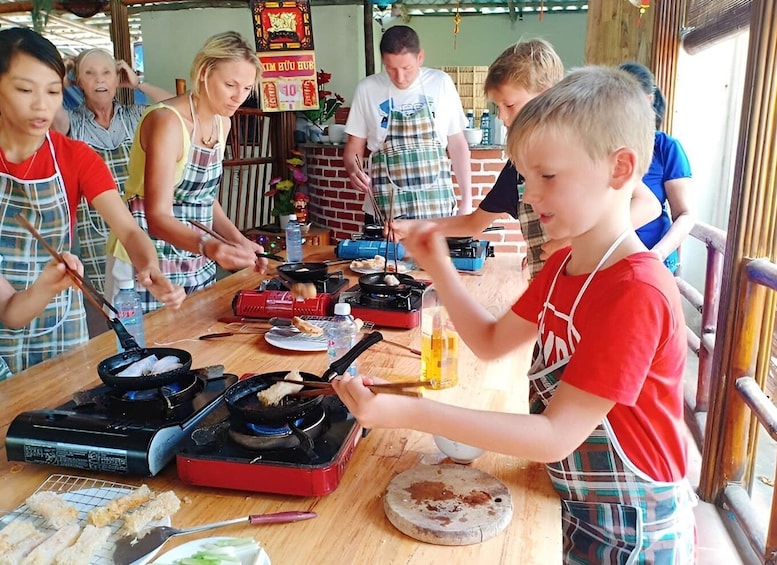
14, 213, 119, 320
190, 220, 266, 272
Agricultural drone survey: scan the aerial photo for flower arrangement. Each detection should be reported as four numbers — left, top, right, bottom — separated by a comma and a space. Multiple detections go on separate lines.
266, 150, 308, 218
302, 70, 345, 129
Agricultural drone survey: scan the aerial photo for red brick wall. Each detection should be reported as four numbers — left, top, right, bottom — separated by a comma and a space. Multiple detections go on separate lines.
303, 144, 526, 256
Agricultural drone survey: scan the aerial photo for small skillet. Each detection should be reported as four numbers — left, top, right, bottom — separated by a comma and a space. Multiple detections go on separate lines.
224, 331, 383, 426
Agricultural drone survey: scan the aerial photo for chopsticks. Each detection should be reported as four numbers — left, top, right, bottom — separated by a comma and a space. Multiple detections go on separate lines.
14, 213, 119, 320
355, 155, 385, 227
274, 377, 425, 398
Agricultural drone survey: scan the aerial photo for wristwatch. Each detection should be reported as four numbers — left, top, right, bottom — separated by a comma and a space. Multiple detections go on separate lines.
198, 233, 212, 257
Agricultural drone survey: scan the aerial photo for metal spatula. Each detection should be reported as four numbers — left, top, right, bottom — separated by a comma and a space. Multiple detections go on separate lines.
113, 510, 317, 565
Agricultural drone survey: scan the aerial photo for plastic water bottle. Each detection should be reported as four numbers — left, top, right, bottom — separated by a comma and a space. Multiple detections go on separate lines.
114, 280, 145, 351
420, 285, 459, 389
285, 214, 303, 262
480, 109, 491, 145
327, 302, 359, 377
466, 108, 475, 129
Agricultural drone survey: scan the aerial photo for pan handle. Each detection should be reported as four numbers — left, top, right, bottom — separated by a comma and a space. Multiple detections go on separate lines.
107, 317, 140, 351
322, 331, 383, 381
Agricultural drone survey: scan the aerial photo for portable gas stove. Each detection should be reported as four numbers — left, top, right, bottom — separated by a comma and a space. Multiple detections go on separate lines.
339, 279, 430, 329
335, 224, 406, 260
5, 367, 236, 476
447, 237, 494, 271
232, 272, 349, 319
176, 395, 363, 496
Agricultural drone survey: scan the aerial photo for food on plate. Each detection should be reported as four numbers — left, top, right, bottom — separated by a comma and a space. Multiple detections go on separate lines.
54, 524, 110, 565
87, 484, 152, 527
0, 521, 38, 552
351, 255, 385, 271
291, 316, 323, 336
19, 522, 80, 565
256, 369, 304, 407
115, 354, 183, 377
154, 537, 263, 565
354, 318, 364, 331
290, 282, 316, 300
0, 530, 48, 565
383, 274, 400, 286
123, 491, 181, 537
24, 492, 79, 529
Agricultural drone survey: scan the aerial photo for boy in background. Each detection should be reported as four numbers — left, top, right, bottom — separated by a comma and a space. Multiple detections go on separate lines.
334, 67, 696, 562
392, 40, 660, 279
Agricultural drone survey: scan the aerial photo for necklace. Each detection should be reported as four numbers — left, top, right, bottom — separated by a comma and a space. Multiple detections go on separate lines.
190, 94, 219, 146
0, 146, 40, 179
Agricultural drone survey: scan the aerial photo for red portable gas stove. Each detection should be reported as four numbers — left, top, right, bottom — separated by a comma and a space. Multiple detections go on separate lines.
176, 393, 363, 496
232, 272, 349, 319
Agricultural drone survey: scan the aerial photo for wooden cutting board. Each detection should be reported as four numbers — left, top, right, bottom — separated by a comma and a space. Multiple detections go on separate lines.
383, 464, 513, 546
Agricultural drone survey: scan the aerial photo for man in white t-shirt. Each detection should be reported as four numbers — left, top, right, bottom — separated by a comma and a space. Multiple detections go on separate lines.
343, 25, 472, 225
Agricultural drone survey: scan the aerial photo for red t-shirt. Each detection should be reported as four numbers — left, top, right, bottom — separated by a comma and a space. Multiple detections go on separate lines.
513, 249, 688, 482
0, 130, 116, 231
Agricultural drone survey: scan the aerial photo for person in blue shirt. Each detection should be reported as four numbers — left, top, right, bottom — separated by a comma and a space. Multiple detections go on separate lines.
619, 62, 694, 273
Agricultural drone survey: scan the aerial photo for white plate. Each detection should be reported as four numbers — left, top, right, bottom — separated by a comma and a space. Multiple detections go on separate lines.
350, 260, 413, 275
149, 536, 270, 565
264, 320, 329, 352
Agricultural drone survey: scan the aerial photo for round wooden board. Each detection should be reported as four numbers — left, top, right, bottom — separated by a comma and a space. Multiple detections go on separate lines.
383, 464, 513, 546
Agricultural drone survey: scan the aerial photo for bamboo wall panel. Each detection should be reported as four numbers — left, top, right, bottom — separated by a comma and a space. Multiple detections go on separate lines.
650, 0, 685, 133
585, 0, 655, 66
109, 0, 132, 105
703, 0, 777, 508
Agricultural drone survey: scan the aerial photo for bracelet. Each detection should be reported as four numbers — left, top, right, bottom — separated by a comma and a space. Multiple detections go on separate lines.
198, 233, 212, 257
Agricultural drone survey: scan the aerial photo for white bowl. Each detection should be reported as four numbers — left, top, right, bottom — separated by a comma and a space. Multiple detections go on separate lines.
463, 128, 483, 145
433, 435, 485, 464
328, 124, 347, 144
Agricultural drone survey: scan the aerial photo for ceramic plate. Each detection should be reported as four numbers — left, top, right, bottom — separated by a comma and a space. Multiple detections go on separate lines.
149, 536, 270, 565
264, 321, 329, 352
349, 260, 413, 275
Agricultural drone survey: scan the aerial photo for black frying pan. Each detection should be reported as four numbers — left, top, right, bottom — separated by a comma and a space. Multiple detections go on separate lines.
358, 273, 425, 295
97, 318, 193, 390
224, 331, 383, 425
277, 262, 330, 282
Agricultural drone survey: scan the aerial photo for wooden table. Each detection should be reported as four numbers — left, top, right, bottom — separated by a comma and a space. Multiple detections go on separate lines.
0, 248, 561, 564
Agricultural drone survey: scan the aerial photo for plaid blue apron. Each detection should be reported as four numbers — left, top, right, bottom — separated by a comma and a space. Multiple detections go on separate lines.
0, 134, 87, 380
369, 92, 455, 220
529, 232, 696, 563
72, 114, 134, 295
126, 100, 219, 312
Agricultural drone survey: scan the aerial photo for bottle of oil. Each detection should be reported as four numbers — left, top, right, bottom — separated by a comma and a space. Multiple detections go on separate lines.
420, 285, 459, 389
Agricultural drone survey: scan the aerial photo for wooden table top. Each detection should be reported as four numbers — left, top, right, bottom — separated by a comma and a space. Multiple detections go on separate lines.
0, 248, 561, 564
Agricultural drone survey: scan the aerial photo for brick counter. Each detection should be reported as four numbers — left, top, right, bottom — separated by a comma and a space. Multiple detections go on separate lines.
301, 143, 526, 256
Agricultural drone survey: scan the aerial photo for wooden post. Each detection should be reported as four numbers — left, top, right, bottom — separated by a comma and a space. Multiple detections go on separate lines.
649, 0, 685, 133
584, 0, 654, 66
109, 0, 133, 104
363, 0, 374, 76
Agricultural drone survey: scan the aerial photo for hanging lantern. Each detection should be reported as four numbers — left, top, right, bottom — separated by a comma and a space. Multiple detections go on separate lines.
628, 0, 650, 16
453, 0, 462, 50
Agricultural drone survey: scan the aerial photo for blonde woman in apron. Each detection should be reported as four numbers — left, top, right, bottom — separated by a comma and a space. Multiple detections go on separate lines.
333, 67, 697, 562
0, 28, 184, 379
52, 48, 174, 295
106, 31, 266, 312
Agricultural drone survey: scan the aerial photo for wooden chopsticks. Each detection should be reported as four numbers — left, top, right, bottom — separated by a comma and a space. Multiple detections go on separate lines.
190, 220, 232, 246
274, 377, 426, 398
15, 213, 119, 320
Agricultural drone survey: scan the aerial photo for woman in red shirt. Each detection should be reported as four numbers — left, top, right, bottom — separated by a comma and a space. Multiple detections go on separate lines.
0, 27, 185, 379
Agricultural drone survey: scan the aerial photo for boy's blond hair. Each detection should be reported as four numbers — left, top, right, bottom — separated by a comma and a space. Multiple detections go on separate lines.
484, 39, 563, 95
506, 66, 654, 176
190, 31, 260, 97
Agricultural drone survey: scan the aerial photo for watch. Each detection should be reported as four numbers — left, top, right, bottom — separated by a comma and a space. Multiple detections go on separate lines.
198, 233, 212, 257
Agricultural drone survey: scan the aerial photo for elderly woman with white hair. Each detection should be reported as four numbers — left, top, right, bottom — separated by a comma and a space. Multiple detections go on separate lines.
53, 49, 173, 296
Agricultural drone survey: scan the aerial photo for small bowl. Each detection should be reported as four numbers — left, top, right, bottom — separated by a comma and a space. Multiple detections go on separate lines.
463, 128, 483, 146
433, 435, 485, 464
